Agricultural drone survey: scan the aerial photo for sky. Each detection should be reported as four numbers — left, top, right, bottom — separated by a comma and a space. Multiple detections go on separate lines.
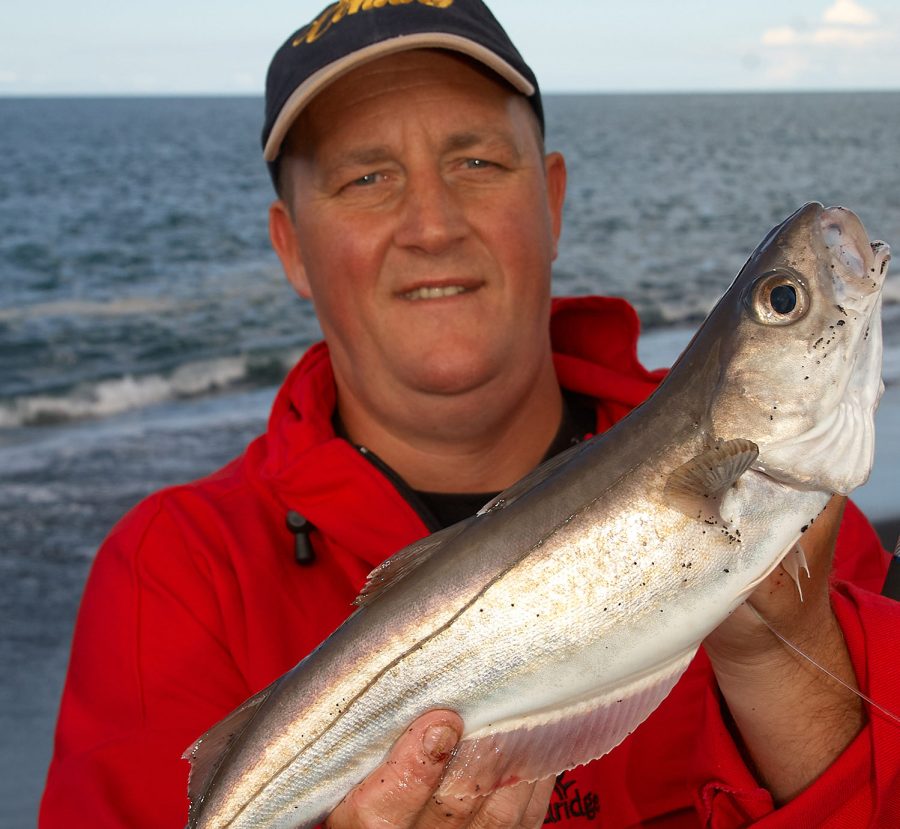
1, 0, 898, 95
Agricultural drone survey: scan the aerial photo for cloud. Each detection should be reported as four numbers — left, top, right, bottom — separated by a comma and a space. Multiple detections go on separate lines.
823, 0, 877, 26
761, 0, 886, 51
811, 26, 887, 46
757, 0, 893, 84
761, 26, 799, 46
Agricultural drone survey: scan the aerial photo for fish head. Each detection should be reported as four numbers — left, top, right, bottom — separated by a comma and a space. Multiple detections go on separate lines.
705, 202, 889, 494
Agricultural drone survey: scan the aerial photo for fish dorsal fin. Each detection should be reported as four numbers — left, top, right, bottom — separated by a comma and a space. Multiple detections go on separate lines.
182, 679, 278, 821
477, 439, 592, 517
354, 518, 474, 607
664, 438, 758, 524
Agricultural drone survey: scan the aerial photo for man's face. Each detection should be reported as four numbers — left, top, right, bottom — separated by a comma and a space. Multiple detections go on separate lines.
270, 49, 566, 425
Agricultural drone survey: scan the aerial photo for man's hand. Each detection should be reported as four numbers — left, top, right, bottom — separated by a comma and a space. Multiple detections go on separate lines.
326, 711, 554, 829
704, 495, 864, 803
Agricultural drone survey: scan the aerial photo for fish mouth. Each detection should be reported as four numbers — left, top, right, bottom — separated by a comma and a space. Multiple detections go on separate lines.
820, 206, 891, 304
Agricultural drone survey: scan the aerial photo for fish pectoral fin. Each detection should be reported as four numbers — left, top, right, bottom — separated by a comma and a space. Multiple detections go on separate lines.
355, 518, 474, 607
664, 438, 759, 525
437, 647, 697, 799
182, 677, 280, 818
780, 543, 811, 601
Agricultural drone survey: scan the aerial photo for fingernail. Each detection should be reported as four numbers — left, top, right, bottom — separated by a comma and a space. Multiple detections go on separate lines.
423, 724, 459, 763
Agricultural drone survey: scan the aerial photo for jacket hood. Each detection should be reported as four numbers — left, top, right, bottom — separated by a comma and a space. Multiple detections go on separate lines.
246, 295, 665, 570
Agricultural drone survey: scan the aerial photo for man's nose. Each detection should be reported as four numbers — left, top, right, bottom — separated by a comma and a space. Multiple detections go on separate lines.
393, 169, 468, 254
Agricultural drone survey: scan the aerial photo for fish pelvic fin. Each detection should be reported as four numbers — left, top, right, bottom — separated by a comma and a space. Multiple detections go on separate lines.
436, 647, 697, 799
664, 438, 759, 529
780, 544, 811, 601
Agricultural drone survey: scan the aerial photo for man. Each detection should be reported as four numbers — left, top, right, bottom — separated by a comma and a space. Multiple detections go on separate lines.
41, 2, 898, 827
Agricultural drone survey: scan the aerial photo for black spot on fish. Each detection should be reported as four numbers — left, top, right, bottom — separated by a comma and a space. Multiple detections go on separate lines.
723, 568, 730, 573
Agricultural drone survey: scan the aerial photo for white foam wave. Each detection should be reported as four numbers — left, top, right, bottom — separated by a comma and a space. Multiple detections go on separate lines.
0, 297, 187, 323
0, 351, 302, 429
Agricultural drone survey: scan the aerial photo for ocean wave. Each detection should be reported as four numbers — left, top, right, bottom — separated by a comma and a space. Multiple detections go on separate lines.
0, 350, 302, 428
0, 297, 184, 322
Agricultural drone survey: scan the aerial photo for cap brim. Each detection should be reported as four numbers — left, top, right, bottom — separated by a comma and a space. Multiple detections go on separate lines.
263, 32, 536, 162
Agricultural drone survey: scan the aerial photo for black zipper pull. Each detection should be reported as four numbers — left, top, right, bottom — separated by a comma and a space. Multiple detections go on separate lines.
286, 510, 316, 566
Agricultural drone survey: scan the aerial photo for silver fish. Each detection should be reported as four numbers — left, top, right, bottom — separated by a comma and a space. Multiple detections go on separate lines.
184, 203, 889, 828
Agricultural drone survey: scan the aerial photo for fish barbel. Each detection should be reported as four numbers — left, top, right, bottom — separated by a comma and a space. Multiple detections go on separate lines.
185, 203, 890, 828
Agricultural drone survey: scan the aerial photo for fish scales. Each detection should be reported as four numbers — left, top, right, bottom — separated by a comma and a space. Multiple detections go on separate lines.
186, 203, 889, 828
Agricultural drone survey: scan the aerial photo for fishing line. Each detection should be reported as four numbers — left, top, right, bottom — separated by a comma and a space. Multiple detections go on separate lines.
746, 603, 900, 726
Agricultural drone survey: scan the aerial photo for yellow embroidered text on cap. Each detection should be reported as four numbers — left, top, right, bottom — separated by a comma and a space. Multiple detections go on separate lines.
294, 0, 455, 46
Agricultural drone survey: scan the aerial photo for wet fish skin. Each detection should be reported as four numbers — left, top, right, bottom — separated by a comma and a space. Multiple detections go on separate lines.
184, 203, 889, 828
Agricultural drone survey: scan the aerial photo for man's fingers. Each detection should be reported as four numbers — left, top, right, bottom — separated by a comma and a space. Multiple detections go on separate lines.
419, 775, 555, 829
469, 776, 555, 829
326, 711, 462, 829
520, 776, 556, 829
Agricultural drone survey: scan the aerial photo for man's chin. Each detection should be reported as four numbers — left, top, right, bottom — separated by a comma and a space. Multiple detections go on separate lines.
394, 352, 503, 399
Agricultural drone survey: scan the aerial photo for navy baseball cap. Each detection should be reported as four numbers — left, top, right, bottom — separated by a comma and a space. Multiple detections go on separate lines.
262, 0, 543, 174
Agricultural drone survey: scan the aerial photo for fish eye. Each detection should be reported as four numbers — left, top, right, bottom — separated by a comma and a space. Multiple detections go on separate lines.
748, 271, 808, 326
770, 284, 797, 314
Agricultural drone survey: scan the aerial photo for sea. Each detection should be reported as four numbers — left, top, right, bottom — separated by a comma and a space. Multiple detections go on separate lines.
2, 92, 900, 825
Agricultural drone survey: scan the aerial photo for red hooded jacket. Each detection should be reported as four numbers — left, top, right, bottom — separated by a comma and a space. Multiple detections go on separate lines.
41, 296, 897, 828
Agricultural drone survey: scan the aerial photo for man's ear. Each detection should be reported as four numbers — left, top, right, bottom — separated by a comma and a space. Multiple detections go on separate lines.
544, 151, 567, 260
269, 200, 312, 299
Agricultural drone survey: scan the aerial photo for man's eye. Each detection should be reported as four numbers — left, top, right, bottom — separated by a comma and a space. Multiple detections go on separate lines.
350, 172, 383, 187
465, 158, 494, 170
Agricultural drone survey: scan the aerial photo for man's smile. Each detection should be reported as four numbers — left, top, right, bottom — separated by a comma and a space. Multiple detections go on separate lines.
400, 282, 483, 301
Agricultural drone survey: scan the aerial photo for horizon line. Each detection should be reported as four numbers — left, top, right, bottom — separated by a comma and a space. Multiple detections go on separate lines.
1, 86, 899, 99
